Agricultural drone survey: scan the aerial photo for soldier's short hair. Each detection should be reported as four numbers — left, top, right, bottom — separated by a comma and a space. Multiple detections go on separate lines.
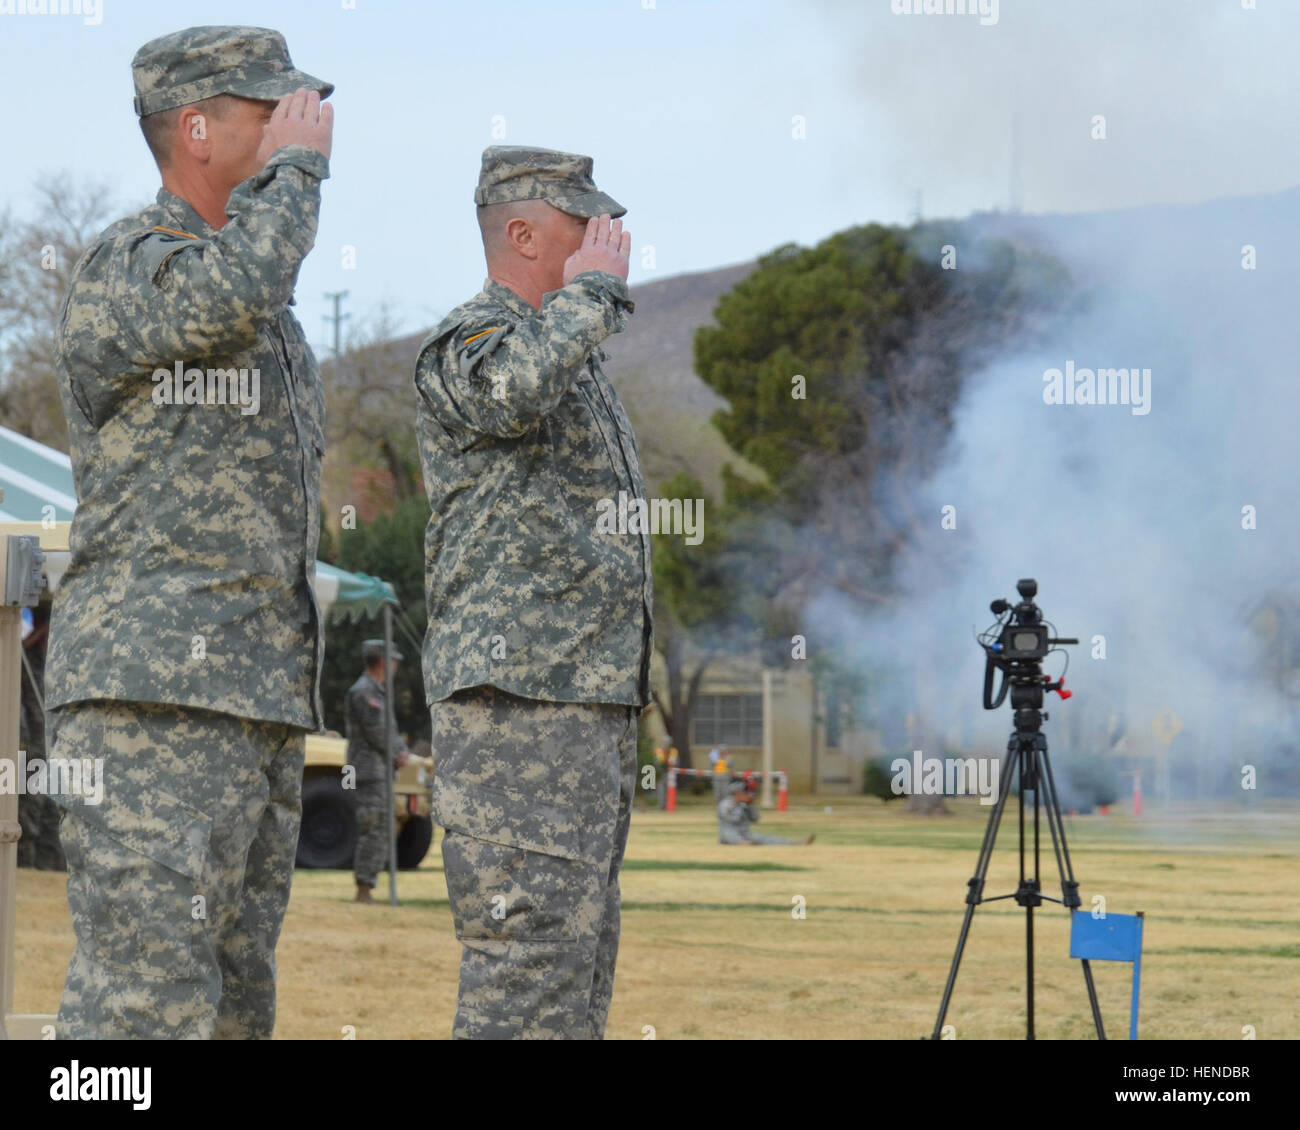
475, 198, 554, 256
139, 93, 238, 168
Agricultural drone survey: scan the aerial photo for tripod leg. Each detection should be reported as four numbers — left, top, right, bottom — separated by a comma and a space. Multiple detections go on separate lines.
1038, 745, 1107, 1039
931, 744, 1019, 1039
1081, 958, 1106, 1040
932, 900, 979, 1041
1026, 902, 1034, 1040
1026, 763, 1039, 1040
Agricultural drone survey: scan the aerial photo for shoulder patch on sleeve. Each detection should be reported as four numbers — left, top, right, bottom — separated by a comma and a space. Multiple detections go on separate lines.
454, 323, 513, 380
127, 227, 206, 287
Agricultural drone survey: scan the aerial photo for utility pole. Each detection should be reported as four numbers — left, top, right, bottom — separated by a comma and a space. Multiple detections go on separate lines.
322, 290, 350, 357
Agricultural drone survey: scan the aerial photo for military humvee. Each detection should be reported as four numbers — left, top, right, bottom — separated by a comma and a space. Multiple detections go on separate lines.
295, 732, 434, 870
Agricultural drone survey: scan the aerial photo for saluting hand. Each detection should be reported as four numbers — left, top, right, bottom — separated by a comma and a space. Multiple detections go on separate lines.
256, 87, 334, 167
563, 214, 631, 285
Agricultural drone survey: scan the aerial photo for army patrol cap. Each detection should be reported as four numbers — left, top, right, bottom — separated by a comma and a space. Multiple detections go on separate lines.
474, 146, 626, 219
132, 25, 334, 118
363, 639, 403, 664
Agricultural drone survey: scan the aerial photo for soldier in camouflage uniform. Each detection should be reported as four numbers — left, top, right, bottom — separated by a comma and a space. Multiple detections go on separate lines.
717, 779, 812, 845
44, 26, 333, 1039
346, 639, 408, 904
415, 147, 653, 1039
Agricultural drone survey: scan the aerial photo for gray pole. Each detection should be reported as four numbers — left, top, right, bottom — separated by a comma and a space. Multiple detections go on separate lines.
384, 602, 399, 906
322, 290, 350, 357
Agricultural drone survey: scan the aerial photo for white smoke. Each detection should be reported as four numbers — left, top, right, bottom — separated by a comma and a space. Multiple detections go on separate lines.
808, 188, 1300, 801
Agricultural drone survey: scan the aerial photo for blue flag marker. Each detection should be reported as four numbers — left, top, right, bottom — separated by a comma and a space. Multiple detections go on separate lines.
1071, 910, 1145, 1039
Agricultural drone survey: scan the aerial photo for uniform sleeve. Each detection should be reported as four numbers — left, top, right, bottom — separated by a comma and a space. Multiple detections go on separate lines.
357, 688, 406, 763
415, 270, 633, 439
356, 690, 389, 757
718, 799, 747, 826
112, 146, 330, 362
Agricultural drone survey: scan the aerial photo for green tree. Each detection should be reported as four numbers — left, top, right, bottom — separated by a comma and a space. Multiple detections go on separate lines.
692, 221, 1072, 755
695, 221, 1070, 610
649, 471, 745, 769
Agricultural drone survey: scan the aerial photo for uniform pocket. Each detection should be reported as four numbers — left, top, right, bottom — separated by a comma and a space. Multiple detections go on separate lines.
63, 786, 211, 980
432, 779, 587, 863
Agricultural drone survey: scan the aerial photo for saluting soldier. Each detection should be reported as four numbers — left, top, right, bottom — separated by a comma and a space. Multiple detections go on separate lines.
346, 639, 409, 904
44, 25, 333, 1039
415, 146, 653, 1039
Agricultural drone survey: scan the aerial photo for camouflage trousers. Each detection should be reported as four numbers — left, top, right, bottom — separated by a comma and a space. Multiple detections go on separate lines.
50, 701, 305, 1039
353, 778, 388, 888
431, 686, 637, 1040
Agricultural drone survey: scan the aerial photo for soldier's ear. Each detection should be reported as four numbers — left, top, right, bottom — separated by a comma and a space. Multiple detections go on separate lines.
176, 106, 213, 164
503, 216, 540, 261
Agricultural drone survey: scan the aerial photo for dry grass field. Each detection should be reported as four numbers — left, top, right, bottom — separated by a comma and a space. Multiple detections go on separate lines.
12, 795, 1299, 1040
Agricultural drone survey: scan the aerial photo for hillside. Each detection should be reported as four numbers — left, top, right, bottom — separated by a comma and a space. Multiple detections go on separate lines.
329, 261, 764, 505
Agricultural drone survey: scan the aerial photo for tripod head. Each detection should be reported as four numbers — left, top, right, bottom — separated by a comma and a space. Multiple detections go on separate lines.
980, 578, 1077, 728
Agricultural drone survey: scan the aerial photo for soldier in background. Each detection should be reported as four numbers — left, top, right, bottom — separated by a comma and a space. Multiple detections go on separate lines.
717, 779, 814, 845
415, 146, 652, 1039
44, 26, 333, 1038
346, 639, 409, 904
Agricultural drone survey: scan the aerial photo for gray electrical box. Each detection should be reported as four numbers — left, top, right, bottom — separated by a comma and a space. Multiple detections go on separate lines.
3, 536, 46, 607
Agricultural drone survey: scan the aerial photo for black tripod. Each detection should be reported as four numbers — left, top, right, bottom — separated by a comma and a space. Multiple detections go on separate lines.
931, 671, 1106, 1040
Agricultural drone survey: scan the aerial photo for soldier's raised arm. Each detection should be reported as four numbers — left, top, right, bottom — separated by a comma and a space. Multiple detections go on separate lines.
417, 215, 633, 438
108, 89, 333, 362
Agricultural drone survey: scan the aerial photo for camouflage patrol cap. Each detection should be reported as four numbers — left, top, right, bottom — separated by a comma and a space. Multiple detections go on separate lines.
363, 639, 403, 663
132, 25, 333, 117
474, 146, 626, 218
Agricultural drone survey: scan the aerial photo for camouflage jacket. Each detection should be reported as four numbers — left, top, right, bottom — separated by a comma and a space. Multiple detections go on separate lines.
344, 672, 407, 781
718, 797, 761, 827
46, 146, 329, 730
414, 272, 653, 707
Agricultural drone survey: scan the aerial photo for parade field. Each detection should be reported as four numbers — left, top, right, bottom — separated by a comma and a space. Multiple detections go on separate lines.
12, 797, 1298, 1040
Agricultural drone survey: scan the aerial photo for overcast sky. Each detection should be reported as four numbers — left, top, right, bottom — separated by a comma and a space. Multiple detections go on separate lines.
4, 0, 1298, 353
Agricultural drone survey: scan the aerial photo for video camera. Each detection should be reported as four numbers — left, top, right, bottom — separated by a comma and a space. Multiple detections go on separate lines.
979, 578, 1077, 712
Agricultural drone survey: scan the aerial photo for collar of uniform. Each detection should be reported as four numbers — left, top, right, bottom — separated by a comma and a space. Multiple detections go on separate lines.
155, 188, 219, 241
483, 278, 537, 321
155, 188, 296, 306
